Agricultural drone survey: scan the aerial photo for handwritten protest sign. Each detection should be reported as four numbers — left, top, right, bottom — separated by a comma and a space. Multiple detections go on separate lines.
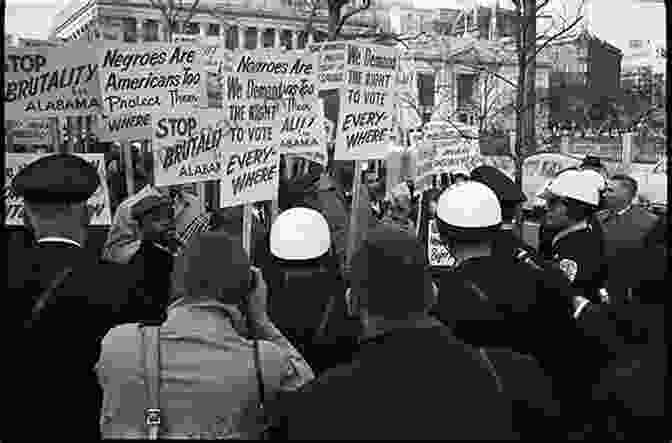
427, 219, 457, 267
98, 42, 206, 117
420, 122, 482, 175
224, 49, 318, 154
7, 119, 52, 145
95, 111, 153, 142
335, 43, 398, 161
279, 96, 328, 166
5, 45, 101, 119
307, 42, 347, 90
152, 109, 233, 186
173, 35, 233, 108
219, 145, 280, 208
4, 153, 112, 226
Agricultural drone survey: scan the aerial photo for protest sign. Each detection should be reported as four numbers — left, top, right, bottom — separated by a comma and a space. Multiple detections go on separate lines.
219, 145, 280, 208
421, 121, 482, 175
334, 43, 399, 161
223, 49, 318, 154
173, 35, 233, 108
5, 45, 101, 119
4, 153, 112, 226
427, 219, 457, 267
280, 97, 328, 167
152, 108, 233, 186
98, 42, 206, 117
7, 119, 52, 145
307, 42, 347, 90
95, 111, 153, 142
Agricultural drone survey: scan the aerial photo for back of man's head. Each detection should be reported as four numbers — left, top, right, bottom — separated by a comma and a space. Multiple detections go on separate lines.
350, 224, 434, 319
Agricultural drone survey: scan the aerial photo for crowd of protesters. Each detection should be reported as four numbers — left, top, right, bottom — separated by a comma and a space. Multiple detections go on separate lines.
9, 145, 666, 440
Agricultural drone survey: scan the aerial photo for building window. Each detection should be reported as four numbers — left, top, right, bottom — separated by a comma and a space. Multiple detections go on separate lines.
122, 18, 138, 42
226, 26, 238, 49
208, 23, 220, 36
297, 31, 308, 49
417, 73, 435, 107
183, 22, 200, 35
144, 20, 160, 41
263, 28, 275, 48
245, 27, 258, 49
457, 74, 477, 109
280, 30, 292, 49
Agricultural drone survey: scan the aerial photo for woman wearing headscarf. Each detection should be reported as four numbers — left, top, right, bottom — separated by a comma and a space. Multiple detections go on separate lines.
97, 232, 314, 439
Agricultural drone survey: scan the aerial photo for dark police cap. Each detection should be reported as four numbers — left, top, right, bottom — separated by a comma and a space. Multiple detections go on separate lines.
131, 195, 174, 221
12, 153, 100, 204
470, 165, 526, 205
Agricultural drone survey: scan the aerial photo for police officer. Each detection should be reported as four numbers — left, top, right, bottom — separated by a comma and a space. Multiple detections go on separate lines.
538, 169, 608, 304
8, 153, 139, 440
431, 181, 608, 438
267, 207, 358, 374
469, 165, 536, 259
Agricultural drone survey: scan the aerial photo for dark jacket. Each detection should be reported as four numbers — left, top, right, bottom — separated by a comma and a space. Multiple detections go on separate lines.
280, 323, 515, 440
265, 261, 359, 375
9, 241, 140, 440
432, 256, 607, 438
550, 221, 606, 303
126, 240, 176, 323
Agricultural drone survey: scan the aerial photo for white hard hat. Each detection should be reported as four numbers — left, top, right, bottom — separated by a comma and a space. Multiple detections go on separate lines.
270, 207, 331, 260
579, 168, 607, 192
540, 170, 600, 206
436, 181, 502, 230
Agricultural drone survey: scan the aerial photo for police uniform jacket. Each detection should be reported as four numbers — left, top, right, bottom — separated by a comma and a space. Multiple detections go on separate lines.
550, 220, 606, 303
9, 238, 141, 440
280, 321, 515, 440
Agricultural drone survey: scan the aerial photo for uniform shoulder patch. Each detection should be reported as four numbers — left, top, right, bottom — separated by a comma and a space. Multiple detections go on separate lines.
558, 258, 579, 282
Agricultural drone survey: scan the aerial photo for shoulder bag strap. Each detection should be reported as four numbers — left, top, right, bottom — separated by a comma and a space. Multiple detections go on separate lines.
24, 267, 73, 330
480, 348, 504, 394
140, 325, 162, 440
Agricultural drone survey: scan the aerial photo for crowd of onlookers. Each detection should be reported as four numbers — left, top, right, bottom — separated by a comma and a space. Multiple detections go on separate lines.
9, 147, 666, 440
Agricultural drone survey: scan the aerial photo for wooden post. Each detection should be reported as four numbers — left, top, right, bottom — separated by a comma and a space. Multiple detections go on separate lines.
346, 160, 364, 275
66, 117, 75, 153
49, 117, 61, 152
122, 142, 135, 197
242, 204, 253, 259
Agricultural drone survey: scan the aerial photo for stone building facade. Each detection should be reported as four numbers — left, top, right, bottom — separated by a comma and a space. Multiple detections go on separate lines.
48, 0, 380, 47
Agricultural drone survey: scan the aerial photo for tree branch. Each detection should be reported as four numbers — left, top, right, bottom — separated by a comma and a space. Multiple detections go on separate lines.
526, 14, 583, 66
336, 0, 371, 37
181, 0, 202, 27
303, 0, 321, 39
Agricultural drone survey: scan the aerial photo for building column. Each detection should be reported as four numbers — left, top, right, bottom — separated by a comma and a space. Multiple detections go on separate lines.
157, 21, 164, 42
308, 32, 314, 45
200, 22, 207, 39
238, 26, 245, 49
291, 31, 298, 50
256, 27, 262, 49
136, 18, 144, 43
274, 29, 281, 49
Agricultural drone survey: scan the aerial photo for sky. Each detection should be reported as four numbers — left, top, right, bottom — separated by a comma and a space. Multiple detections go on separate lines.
4, 0, 667, 52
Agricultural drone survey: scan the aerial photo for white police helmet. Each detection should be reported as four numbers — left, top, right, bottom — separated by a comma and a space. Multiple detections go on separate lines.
579, 168, 607, 192
539, 169, 601, 206
436, 181, 502, 239
270, 207, 331, 260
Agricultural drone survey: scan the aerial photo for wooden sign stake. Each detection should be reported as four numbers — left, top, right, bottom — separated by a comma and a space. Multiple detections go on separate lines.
122, 141, 135, 197
242, 203, 253, 259
346, 160, 364, 276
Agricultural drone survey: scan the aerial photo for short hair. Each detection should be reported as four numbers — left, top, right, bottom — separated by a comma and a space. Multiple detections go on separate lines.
611, 174, 638, 199
564, 198, 597, 221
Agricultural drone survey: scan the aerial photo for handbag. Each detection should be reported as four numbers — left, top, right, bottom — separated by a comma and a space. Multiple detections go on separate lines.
139, 325, 162, 440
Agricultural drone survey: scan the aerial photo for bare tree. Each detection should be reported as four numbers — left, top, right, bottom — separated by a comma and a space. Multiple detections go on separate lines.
146, 0, 202, 42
